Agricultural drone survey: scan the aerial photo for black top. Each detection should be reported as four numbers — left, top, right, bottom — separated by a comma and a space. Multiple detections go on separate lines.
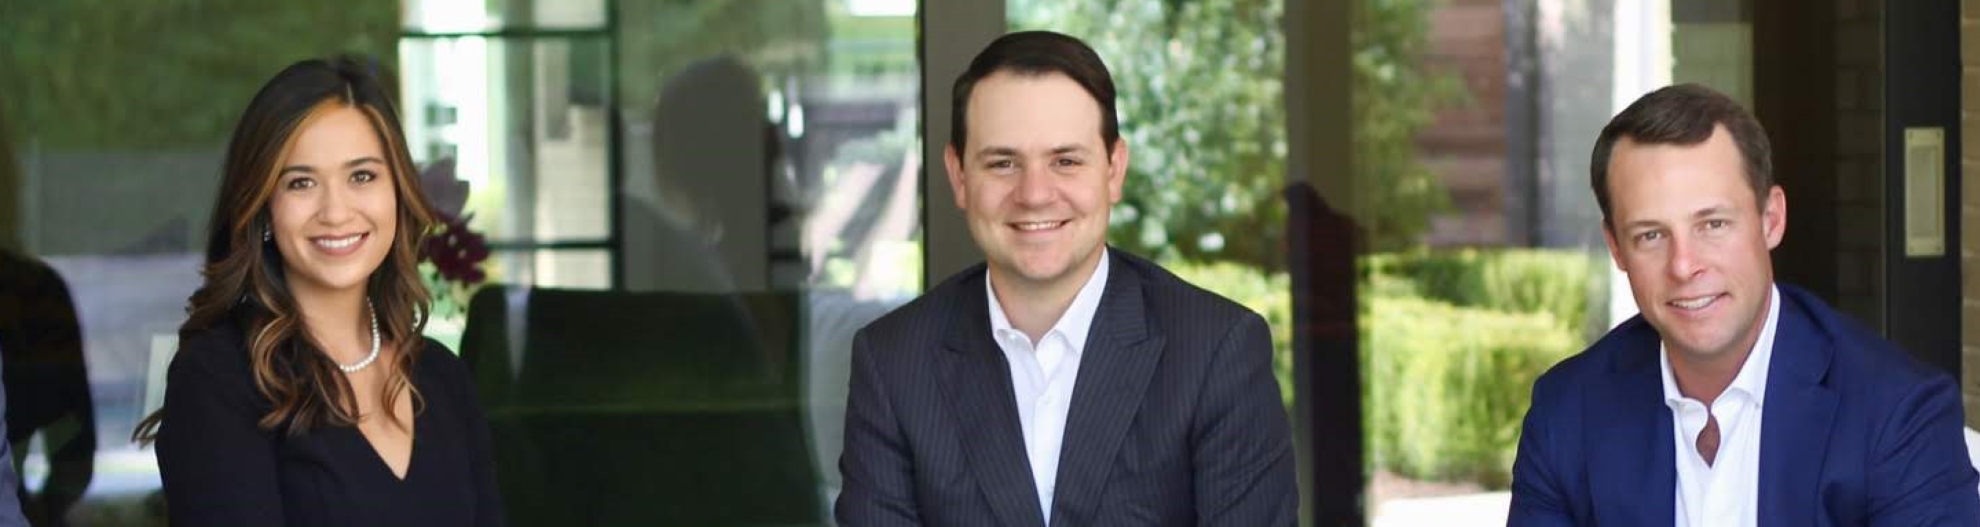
155, 321, 503, 526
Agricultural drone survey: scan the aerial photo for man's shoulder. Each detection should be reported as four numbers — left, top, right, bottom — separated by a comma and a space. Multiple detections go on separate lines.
1109, 249, 1260, 327
855, 262, 984, 346
1780, 285, 1951, 393
1529, 315, 1657, 404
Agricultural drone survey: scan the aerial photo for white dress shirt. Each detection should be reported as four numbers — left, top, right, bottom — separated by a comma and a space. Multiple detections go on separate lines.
1661, 284, 1781, 527
986, 254, 1110, 524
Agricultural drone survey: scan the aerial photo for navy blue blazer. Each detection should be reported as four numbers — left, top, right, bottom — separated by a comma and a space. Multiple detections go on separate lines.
1509, 284, 1980, 525
835, 249, 1297, 526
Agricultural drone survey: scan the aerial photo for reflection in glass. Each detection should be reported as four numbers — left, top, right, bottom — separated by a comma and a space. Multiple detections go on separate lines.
446, 1, 924, 524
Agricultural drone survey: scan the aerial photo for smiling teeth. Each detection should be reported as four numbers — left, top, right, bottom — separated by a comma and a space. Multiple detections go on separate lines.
1672, 296, 1715, 310
316, 235, 361, 249
1016, 221, 1062, 231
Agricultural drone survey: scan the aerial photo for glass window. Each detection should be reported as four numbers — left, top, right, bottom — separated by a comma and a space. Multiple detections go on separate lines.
2, 1, 921, 523
460, 0, 925, 524
399, 29, 615, 294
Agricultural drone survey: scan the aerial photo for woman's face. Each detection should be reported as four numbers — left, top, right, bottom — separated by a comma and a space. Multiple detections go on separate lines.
268, 105, 398, 300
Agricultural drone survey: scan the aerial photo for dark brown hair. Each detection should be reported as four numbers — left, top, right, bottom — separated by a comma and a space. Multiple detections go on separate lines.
1590, 83, 1774, 227
950, 31, 1120, 153
135, 56, 437, 441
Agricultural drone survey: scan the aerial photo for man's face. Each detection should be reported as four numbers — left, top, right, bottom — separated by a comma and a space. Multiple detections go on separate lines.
1603, 125, 1785, 363
944, 71, 1126, 292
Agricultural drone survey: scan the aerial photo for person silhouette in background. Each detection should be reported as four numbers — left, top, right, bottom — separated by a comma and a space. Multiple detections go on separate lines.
0, 248, 96, 527
0, 350, 34, 527
624, 55, 786, 294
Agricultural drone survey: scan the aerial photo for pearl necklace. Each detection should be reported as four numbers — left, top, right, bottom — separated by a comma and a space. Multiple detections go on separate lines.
337, 299, 382, 374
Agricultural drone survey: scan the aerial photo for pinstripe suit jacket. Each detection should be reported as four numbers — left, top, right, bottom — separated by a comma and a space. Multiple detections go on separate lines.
836, 249, 1297, 526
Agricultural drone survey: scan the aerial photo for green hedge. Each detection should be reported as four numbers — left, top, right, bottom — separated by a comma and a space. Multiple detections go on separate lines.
1173, 249, 1595, 489
1363, 249, 1599, 334
1360, 295, 1578, 488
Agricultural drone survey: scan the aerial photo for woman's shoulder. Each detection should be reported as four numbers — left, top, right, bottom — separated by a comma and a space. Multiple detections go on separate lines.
165, 319, 262, 401
174, 319, 253, 376
411, 338, 486, 419
414, 337, 472, 385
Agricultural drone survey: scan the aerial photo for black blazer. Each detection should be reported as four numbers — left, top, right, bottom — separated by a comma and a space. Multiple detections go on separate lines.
836, 249, 1297, 526
154, 320, 504, 526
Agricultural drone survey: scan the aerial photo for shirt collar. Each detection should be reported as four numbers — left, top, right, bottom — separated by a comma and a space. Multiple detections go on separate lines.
986, 250, 1111, 353
1660, 283, 1781, 408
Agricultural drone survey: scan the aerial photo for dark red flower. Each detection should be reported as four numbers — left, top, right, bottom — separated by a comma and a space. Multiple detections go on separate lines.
424, 212, 490, 285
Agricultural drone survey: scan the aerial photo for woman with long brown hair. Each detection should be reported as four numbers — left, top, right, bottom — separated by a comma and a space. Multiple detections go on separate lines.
134, 57, 502, 526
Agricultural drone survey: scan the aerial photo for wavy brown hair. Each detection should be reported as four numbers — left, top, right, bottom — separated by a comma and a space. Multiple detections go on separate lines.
135, 56, 437, 441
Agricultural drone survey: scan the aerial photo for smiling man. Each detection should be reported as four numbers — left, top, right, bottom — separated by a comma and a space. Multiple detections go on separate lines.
834, 31, 1296, 526
1508, 84, 1980, 526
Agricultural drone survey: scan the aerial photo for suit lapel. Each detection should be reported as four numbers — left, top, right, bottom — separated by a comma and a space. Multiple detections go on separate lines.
941, 272, 1047, 527
1047, 253, 1165, 526
1757, 289, 1836, 527
1586, 322, 1677, 526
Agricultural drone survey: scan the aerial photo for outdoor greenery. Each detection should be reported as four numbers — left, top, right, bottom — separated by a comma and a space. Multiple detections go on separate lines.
1175, 249, 1594, 489
1359, 250, 1595, 488
1364, 249, 1601, 335
0, 0, 398, 150
1360, 295, 1576, 488
1351, 0, 1470, 253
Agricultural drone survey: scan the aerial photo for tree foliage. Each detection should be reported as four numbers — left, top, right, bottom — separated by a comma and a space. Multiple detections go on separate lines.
1352, 0, 1467, 253
0, 0, 399, 149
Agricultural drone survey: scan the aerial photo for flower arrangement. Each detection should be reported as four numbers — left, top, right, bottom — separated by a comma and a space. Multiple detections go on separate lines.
418, 157, 490, 320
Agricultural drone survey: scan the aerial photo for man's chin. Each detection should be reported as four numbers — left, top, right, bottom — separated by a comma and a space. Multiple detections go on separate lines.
1011, 263, 1071, 284
1662, 331, 1744, 361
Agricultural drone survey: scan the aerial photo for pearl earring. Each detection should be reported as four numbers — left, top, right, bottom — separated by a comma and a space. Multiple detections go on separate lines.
263, 228, 272, 242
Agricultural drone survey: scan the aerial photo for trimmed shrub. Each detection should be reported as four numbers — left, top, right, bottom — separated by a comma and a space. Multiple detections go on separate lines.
1363, 249, 1599, 334
1361, 295, 1578, 488
1172, 250, 1595, 489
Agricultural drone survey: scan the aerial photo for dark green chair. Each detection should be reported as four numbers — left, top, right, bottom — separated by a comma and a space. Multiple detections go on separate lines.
460, 286, 821, 526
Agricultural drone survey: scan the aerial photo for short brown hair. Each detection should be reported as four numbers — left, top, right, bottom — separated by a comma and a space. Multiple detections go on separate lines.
1590, 83, 1773, 227
950, 31, 1119, 154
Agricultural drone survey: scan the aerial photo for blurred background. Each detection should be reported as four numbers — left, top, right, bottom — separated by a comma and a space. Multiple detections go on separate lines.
0, 0, 1973, 525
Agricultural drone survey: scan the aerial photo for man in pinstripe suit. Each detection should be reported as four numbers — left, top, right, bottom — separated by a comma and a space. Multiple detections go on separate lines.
835, 31, 1297, 527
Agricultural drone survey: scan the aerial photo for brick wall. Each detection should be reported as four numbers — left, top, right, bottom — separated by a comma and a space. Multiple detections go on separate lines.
1422, 0, 1512, 247
1835, 0, 1885, 332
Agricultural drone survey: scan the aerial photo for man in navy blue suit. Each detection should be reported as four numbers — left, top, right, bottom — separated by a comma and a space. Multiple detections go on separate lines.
835, 31, 1296, 526
1508, 83, 1980, 525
